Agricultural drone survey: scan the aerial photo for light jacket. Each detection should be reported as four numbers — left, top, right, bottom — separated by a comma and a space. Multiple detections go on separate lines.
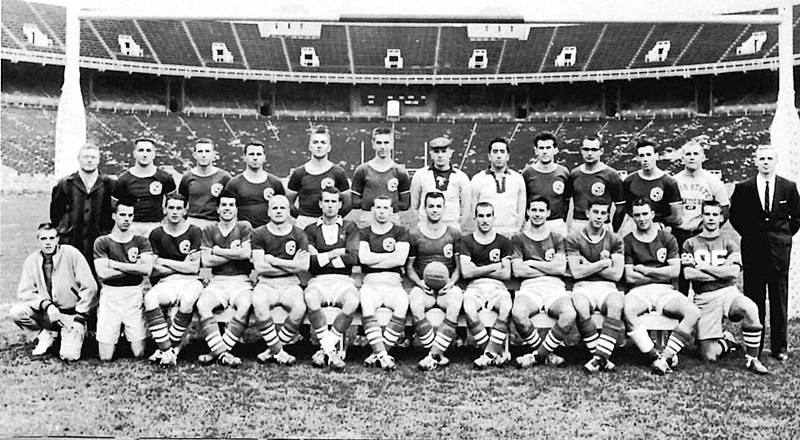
17, 244, 98, 315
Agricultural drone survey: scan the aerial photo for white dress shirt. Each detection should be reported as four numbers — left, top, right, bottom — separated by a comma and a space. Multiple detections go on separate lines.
756, 174, 776, 212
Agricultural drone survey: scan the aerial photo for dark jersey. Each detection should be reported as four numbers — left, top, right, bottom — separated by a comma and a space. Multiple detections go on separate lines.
178, 169, 232, 220
251, 225, 309, 265
522, 165, 571, 220
359, 224, 410, 275
623, 172, 682, 223
409, 226, 461, 277
201, 221, 253, 276
148, 225, 203, 282
93, 234, 152, 287
623, 229, 679, 268
224, 173, 285, 228
304, 219, 359, 276
114, 168, 177, 222
682, 234, 740, 294
565, 228, 624, 282
568, 165, 624, 221
512, 231, 565, 264
287, 164, 350, 217
458, 233, 518, 280
351, 163, 411, 211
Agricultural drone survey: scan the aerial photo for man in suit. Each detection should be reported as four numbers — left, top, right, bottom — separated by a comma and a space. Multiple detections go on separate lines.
730, 145, 800, 361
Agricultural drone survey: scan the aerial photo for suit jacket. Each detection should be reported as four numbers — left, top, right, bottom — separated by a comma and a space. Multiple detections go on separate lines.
730, 175, 800, 272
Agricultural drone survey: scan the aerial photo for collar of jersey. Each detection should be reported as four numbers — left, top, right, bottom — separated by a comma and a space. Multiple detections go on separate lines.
316, 216, 344, 227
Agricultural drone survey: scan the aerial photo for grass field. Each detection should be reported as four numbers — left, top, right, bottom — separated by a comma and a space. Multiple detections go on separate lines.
1, 194, 800, 439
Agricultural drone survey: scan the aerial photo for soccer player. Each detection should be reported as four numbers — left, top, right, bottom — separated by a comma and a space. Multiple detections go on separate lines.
471, 138, 526, 236
113, 138, 177, 236
287, 126, 351, 229
673, 140, 730, 294
358, 195, 412, 371
566, 198, 626, 373
511, 195, 574, 368
251, 195, 309, 366
623, 199, 699, 375
93, 201, 154, 361
303, 187, 360, 370
406, 191, 463, 371
351, 127, 411, 227
460, 202, 517, 369
178, 138, 232, 230
522, 132, 570, 236
142, 194, 203, 367
619, 139, 682, 234
568, 135, 625, 232
409, 137, 471, 231
10, 223, 97, 361
683, 201, 768, 374
195, 193, 254, 367
224, 141, 285, 228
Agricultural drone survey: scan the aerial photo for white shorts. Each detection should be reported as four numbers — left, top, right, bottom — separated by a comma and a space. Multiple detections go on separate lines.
130, 221, 162, 237
627, 283, 683, 315
518, 276, 569, 313
202, 275, 253, 310
148, 274, 204, 306
546, 219, 568, 238
306, 274, 357, 306
97, 284, 147, 345
465, 278, 510, 311
360, 272, 407, 307
694, 285, 742, 341
572, 281, 619, 312
186, 217, 217, 230
253, 275, 304, 301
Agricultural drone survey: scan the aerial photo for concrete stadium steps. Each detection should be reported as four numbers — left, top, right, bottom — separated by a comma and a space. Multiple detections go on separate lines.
587, 24, 653, 71
232, 23, 289, 71
2, 0, 63, 53
283, 26, 351, 73
498, 27, 555, 74
437, 27, 504, 74
539, 24, 605, 73
350, 26, 437, 74
137, 20, 204, 67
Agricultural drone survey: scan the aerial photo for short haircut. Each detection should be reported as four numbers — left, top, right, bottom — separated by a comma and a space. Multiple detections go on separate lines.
533, 132, 558, 148
372, 194, 393, 207
584, 134, 602, 143
488, 137, 509, 154
195, 138, 215, 149
77, 143, 100, 157
36, 222, 57, 233
475, 201, 494, 216
321, 186, 341, 198
309, 125, 330, 135
635, 139, 657, 152
113, 200, 134, 213
372, 127, 392, 138
424, 191, 445, 205
681, 140, 704, 152
631, 198, 653, 212
218, 190, 237, 203
527, 194, 551, 211
133, 137, 156, 148
586, 197, 610, 211
755, 144, 777, 157
701, 200, 722, 214
165, 193, 187, 206
244, 141, 265, 154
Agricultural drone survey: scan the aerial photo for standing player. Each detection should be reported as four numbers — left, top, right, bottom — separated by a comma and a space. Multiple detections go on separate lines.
568, 135, 625, 232
471, 138, 526, 236
224, 141, 285, 228
566, 198, 626, 373
623, 199, 699, 375
93, 201, 154, 361
351, 127, 411, 227
406, 192, 463, 371
358, 195, 412, 371
142, 194, 204, 367
460, 202, 517, 369
287, 126, 351, 229
113, 138, 177, 236
195, 193, 254, 367
178, 138, 232, 230
683, 201, 768, 374
409, 137, 471, 231
251, 195, 309, 366
521, 132, 571, 236
511, 196, 574, 368
673, 140, 730, 294
304, 187, 360, 370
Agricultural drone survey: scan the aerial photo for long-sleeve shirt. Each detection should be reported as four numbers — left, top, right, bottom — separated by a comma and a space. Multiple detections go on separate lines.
17, 244, 98, 315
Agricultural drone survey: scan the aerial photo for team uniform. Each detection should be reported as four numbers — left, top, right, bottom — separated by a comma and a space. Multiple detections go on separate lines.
565, 228, 624, 310
288, 164, 350, 229
410, 166, 471, 230
351, 163, 411, 226
568, 164, 624, 230
114, 169, 177, 236
93, 234, 152, 346
224, 173, 285, 228
623, 230, 683, 314
522, 165, 571, 236
471, 168, 526, 236
622, 172, 682, 232
178, 169, 232, 229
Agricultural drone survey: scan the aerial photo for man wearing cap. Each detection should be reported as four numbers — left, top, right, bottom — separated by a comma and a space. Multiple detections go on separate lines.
410, 137, 471, 231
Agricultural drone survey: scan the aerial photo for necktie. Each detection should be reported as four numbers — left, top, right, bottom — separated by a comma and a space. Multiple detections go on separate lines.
764, 180, 770, 212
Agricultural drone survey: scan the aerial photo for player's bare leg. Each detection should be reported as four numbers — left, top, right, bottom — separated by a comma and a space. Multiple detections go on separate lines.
474, 291, 512, 369
463, 292, 489, 352
512, 294, 544, 365
196, 289, 250, 367
646, 297, 698, 374
517, 297, 574, 368
359, 286, 396, 371
417, 287, 463, 370
381, 288, 409, 352
571, 292, 599, 354
276, 287, 307, 348
729, 296, 768, 374
410, 287, 437, 350
253, 285, 294, 365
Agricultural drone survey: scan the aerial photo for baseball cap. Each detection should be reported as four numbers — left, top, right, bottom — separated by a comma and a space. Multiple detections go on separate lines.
429, 137, 452, 149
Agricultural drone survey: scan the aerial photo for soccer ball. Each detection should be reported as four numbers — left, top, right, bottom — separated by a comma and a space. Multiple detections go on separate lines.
422, 261, 449, 291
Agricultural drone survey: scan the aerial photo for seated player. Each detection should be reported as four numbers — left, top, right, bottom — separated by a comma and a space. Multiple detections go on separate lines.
359, 195, 412, 371
683, 201, 768, 374
304, 187, 360, 370
460, 202, 517, 369
511, 196, 574, 368
251, 195, 309, 366
623, 199, 699, 375
406, 192, 463, 371
93, 201, 154, 361
143, 194, 204, 367
195, 193, 254, 367
566, 198, 626, 373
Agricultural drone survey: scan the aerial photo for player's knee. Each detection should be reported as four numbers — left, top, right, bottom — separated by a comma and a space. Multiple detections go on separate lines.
558, 305, 577, 325
571, 295, 591, 319
8, 303, 28, 325
195, 295, 216, 318
143, 291, 161, 311
289, 297, 307, 316
511, 303, 530, 325
605, 294, 624, 318
497, 293, 513, 318
304, 289, 322, 310
180, 288, 202, 310
341, 292, 360, 315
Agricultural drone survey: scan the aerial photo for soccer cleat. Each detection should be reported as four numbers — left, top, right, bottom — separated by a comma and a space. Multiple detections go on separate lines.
327, 350, 346, 371
377, 352, 396, 371
493, 351, 511, 367
546, 353, 566, 368
148, 349, 165, 363
218, 351, 242, 367
159, 347, 178, 368
274, 349, 296, 366
515, 353, 540, 368
745, 356, 769, 375
311, 349, 327, 368
417, 353, 438, 371
353, 334, 369, 347
604, 359, 617, 372
395, 336, 412, 349
721, 331, 741, 355
437, 355, 450, 367
583, 356, 606, 374
32, 330, 57, 356
197, 353, 215, 365
473, 352, 497, 370
256, 350, 274, 364
651, 356, 672, 376
667, 355, 679, 369
363, 352, 379, 368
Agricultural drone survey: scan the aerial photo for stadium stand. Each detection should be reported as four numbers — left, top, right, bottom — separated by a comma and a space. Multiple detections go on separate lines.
350, 26, 437, 74
283, 25, 351, 73
438, 26, 504, 74
587, 23, 653, 71
498, 26, 554, 74
138, 19, 203, 67
231, 22, 289, 71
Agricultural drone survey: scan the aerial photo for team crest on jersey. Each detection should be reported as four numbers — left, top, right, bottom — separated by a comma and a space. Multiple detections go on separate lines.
650, 187, 664, 202
127, 247, 140, 263
600, 250, 611, 260
285, 240, 296, 256
489, 248, 501, 262
656, 247, 667, 263
591, 182, 606, 196
179, 240, 191, 254
544, 248, 556, 261
320, 177, 335, 189
210, 183, 223, 197
443, 243, 454, 258
230, 239, 241, 249
387, 178, 399, 192
383, 237, 396, 252
149, 181, 163, 195
263, 187, 275, 200
552, 181, 565, 195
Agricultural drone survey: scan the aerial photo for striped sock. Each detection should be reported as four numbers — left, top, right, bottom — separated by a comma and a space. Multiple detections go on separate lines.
383, 315, 406, 349
414, 318, 435, 349
201, 317, 228, 357
578, 317, 599, 353
222, 316, 248, 350
278, 317, 302, 345
486, 320, 508, 355
431, 319, 457, 356
362, 315, 386, 353
467, 317, 489, 348
331, 313, 353, 340
168, 311, 193, 347
663, 329, 692, 359
742, 325, 763, 358
595, 317, 624, 360
256, 317, 282, 354
144, 308, 171, 351
536, 324, 568, 357
308, 309, 329, 342
517, 320, 542, 349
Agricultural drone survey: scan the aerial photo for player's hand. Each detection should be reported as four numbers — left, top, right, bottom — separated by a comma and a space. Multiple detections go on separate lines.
107, 260, 118, 270
212, 245, 222, 255
680, 253, 696, 267
421, 283, 434, 295
295, 250, 309, 260
634, 264, 648, 275
439, 281, 455, 295
328, 248, 346, 258
46, 305, 62, 328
